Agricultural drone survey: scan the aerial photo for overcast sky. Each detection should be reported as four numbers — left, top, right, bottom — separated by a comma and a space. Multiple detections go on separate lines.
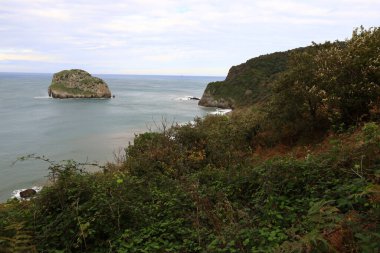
0, 0, 379, 76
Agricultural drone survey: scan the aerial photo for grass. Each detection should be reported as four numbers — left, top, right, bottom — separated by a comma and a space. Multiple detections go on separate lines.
49, 82, 96, 96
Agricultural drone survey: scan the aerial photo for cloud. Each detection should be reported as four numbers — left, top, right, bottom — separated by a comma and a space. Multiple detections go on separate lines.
255, 0, 332, 17
0, 0, 379, 75
0, 53, 48, 61
118, 67, 225, 76
0, 49, 59, 62
23, 9, 71, 21
102, 15, 200, 34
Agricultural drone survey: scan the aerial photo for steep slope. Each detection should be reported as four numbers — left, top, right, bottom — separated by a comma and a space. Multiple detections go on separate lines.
198, 50, 293, 108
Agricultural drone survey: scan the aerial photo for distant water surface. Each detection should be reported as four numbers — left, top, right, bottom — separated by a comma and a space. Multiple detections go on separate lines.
0, 73, 224, 202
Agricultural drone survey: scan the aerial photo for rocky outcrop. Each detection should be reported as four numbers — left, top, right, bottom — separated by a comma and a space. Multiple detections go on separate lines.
48, 69, 112, 98
20, 189, 37, 198
198, 50, 296, 109
198, 90, 234, 109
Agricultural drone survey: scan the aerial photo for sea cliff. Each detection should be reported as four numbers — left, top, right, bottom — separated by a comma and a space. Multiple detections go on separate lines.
198, 51, 292, 108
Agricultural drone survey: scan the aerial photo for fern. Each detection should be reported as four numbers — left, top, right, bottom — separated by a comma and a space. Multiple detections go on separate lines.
276, 230, 333, 253
0, 222, 36, 253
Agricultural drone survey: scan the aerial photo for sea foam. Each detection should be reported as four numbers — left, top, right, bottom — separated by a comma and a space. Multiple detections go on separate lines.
33, 96, 51, 99
174, 96, 200, 101
11, 186, 43, 200
209, 109, 232, 115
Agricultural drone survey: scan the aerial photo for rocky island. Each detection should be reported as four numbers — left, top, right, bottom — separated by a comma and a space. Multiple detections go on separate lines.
48, 69, 112, 98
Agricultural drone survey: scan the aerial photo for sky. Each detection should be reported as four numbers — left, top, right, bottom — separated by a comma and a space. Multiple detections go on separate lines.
0, 0, 379, 76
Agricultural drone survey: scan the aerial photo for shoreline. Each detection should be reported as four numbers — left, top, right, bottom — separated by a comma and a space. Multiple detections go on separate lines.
3, 106, 232, 202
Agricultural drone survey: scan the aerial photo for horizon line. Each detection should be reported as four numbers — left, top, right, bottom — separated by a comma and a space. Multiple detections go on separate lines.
0, 71, 226, 78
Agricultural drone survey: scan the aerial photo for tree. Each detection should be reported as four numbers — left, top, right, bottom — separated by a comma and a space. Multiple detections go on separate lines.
270, 26, 380, 139
314, 26, 380, 125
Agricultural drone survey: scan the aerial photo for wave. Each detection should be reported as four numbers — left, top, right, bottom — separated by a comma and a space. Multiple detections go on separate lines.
33, 96, 51, 99
209, 109, 232, 115
11, 186, 43, 200
174, 96, 200, 101
177, 120, 196, 126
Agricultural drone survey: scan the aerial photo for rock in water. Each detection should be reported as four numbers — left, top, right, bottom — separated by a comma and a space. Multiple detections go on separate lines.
48, 69, 112, 98
20, 189, 37, 198
198, 90, 233, 109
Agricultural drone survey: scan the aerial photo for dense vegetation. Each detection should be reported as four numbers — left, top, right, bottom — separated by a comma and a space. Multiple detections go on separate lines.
48, 69, 111, 98
49, 83, 95, 96
200, 50, 291, 108
0, 27, 379, 252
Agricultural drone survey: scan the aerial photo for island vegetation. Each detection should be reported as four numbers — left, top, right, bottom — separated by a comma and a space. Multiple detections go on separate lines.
48, 69, 112, 99
0, 27, 379, 252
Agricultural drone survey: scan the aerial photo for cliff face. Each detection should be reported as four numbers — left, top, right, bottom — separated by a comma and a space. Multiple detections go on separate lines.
198, 51, 292, 109
48, 69, 111, 98
198, 90, 234, 109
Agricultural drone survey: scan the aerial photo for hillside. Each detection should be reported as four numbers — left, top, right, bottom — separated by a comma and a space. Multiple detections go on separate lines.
0, 27, 379, 252
198, 50, 292, 108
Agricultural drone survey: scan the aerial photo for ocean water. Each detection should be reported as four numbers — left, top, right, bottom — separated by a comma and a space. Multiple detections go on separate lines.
0, 73, 224, 202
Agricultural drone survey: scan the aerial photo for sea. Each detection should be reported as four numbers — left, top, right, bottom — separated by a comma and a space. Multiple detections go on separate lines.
0, 73, 224, 202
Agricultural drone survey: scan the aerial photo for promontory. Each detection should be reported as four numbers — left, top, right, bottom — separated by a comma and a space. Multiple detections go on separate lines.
48, 69, 112, 98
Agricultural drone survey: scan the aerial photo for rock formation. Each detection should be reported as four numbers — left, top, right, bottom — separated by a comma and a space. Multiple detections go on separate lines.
20, 189, 37, 198
48, 69, 112, 98
198, 50, 296, 109
198, 90, 234, 109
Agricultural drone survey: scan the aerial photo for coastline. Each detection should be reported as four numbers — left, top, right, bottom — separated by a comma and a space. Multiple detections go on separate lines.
0, 73, 224, 202
3, 106, 231, 202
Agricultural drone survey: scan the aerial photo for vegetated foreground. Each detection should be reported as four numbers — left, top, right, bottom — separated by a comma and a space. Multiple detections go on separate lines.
1, 27, 379, 252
